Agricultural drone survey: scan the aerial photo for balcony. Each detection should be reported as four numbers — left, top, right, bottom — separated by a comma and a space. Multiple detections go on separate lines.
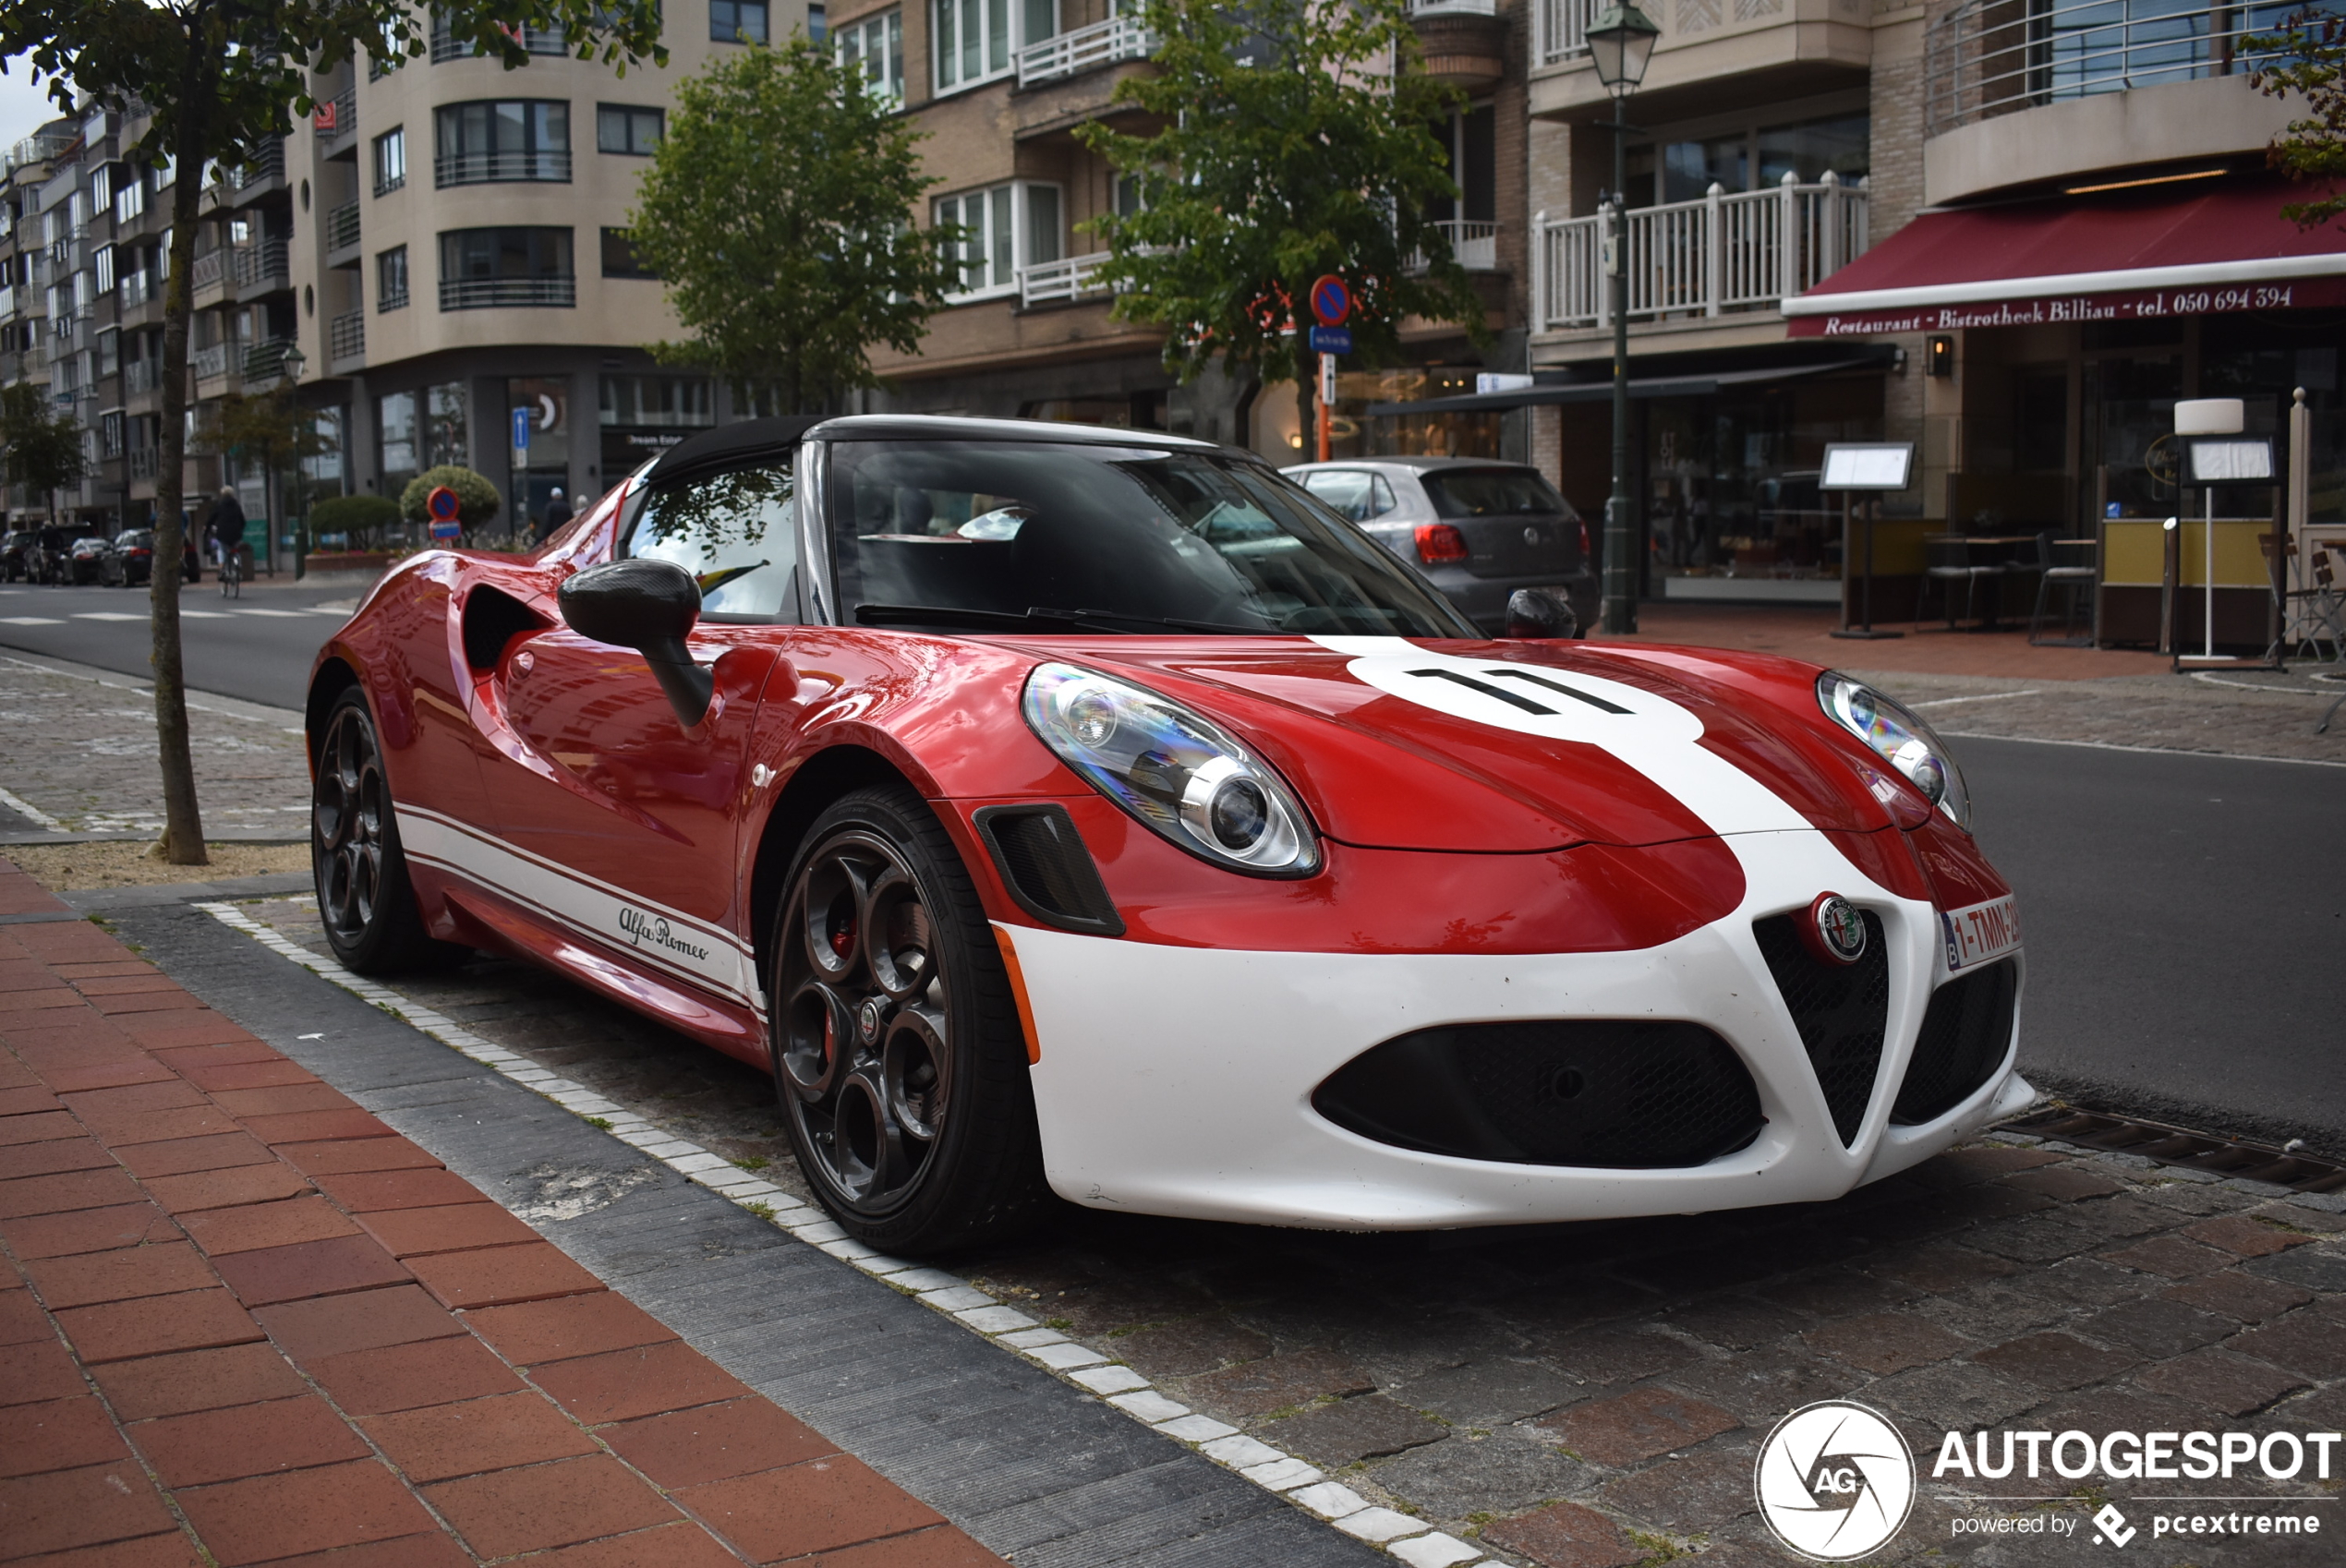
316, 86, 357, 143
1534, 0, 1602, 64
439, 275, 575, 309
1411, 0, 1504, 90
431, 18, 570, 61
326, 199, 362, 254
0, 284, 12, 320
1413, 219, 1503, 272
243, 337, 299, 381
118, 268, 153, 309
1926, 0, 2289, 135
125, 358, 157, 394
228, 139, 284, 193
1533, 173, 1868, 331
433, 150, 572, 187
192, 248, 224, 291
234, 239, 292, 292
127, 447, 157, 481
193, 343, 230, 380
1018, 250, 1115, 306
1017, 16, 1154, 87
329, 308, 365, 365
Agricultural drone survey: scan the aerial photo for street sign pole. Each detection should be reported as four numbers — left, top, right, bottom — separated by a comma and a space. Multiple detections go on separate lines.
1308, 276, 1351, 467
1318, 353, 1335, 463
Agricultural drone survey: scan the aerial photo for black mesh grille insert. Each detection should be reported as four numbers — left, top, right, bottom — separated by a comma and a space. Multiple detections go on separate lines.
1312, 1020, 1764, 1169
1893, 958, 2017, 1125
973, 805, 1124, 936
1753, 909, 1889, 1147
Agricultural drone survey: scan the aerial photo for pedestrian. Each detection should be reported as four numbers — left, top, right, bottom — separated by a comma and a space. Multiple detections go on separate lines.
536, 487, 572, 547
209, 486, 248, 576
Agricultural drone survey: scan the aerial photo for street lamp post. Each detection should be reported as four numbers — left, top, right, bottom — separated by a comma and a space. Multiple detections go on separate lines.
1587, 1, 1660, 637
280, 344, 307, 582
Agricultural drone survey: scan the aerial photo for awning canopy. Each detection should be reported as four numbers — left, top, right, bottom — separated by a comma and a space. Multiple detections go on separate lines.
1363, 357, 1877, 416
1785, 175, 2346, 338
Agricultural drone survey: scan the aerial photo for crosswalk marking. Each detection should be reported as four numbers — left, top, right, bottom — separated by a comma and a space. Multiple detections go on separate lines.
0, 616, 64, 625
72, 612, 148, 621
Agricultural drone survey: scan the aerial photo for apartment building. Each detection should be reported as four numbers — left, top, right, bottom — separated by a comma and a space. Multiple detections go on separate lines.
840, 0, 1545, 464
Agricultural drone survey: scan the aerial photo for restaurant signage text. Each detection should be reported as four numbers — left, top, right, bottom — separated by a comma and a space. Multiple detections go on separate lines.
1787, 275, 2346, 337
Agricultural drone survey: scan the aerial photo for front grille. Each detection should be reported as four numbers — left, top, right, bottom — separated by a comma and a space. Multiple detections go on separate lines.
1312, 1020, 1764, 1169
1892, 958, 2017, 1125
1753, 909, 1890, 1146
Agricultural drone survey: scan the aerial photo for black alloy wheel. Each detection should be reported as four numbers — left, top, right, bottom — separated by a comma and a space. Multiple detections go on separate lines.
311, 689, 460, 973
773, 786, 1046, 1253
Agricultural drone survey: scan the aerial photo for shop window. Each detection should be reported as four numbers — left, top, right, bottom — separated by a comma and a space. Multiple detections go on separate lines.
933, 181, 1058, 298
837, 8, 904, 103
598, 104, 663, 155
712, 0, 769, 42
380, 389, 418, 484
426, 382, 468, 467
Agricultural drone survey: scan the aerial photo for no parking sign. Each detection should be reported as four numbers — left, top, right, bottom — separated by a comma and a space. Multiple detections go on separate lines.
427, 484, 462, 541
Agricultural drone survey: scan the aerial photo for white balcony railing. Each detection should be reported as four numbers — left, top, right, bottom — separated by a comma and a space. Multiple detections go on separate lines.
1017, 250, 1113, 306
1535, 0, 1604, 64
1016, 14, 1155, 86
192, 249, 224, 291
1532, 172, 1868, 331
193, 343, 230, 380
1412, 219, 1502, 271
1411, 0, 1498, 14
1926, 0, 2303, 136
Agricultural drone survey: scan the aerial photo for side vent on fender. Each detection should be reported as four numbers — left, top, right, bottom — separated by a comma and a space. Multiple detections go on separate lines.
973, 805, 1124, 937
463, 586, 551, 672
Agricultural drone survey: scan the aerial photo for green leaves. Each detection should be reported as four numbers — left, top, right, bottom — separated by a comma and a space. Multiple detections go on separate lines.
1074, 0, 1484, 389
2252, 13, 2346, 229
627, 39, 961, 414
0, 382, 84, 495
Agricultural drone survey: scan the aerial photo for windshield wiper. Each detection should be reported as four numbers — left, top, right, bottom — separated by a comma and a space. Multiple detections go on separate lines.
853, 604, 1272, 635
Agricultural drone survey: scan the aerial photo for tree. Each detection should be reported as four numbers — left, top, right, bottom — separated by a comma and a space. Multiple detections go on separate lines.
198, 383, 332, 551
627, 38, 962, 415
1, 0, 664, 864
308, 492, 401, 553
0, 382, 86, 525
1075, 0, 1484, 446
2254, 13, 2346, 228
401, 465, 502, 540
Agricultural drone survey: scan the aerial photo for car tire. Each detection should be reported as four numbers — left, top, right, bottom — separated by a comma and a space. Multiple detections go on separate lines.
771, 784, 1048, 1254
312, 688, 465, 975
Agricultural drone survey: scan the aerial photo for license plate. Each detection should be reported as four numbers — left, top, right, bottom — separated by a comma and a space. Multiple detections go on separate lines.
1941, 896, 2021, 971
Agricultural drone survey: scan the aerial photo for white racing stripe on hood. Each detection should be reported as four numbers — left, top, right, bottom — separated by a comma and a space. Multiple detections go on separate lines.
1311, 636, 1810, 838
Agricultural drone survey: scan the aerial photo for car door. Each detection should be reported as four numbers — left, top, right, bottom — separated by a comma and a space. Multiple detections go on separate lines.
478, 460, 804, 1016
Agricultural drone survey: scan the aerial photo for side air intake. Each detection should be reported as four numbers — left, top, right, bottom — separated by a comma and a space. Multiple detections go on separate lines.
1312, 1020, 1765, 1168
1753, 909, 1890, 1147
973, 804, 1124, 936
1892, 959, 2018, 1125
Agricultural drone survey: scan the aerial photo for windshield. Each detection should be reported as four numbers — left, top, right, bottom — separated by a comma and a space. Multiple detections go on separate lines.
826, 440, 1477, 637
1422, 468, 1569, 519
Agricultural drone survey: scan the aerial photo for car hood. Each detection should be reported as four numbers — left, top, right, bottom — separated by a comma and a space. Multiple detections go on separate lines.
1038, 637, 1893, 853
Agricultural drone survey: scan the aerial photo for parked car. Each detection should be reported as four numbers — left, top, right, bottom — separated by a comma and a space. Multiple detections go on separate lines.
66, 536, 110, 584
1285, 457, 1597, 636
306, 415, 2026, 1254
101, 529, 200, 586
0, 530, 33, 582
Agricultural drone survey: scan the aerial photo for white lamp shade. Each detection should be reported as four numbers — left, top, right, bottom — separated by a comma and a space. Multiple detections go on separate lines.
2174, 397, 2243, 436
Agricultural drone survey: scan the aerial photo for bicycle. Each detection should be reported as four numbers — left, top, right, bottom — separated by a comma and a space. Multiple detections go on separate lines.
220, 543, 243, 599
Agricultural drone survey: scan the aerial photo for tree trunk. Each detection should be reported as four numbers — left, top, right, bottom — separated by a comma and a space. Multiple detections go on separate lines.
151, 52, 216, 866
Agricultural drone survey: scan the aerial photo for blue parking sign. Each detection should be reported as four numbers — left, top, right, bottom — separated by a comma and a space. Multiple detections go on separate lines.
512, 405, 532, 450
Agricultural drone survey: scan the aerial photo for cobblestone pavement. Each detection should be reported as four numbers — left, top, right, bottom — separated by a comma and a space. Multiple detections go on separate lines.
229, 890, 2346, 1568
1861, 669, 2346, 767
0, 653, 310, 838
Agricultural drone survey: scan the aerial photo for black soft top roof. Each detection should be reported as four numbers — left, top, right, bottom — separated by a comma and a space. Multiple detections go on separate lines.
641, 416, 824, 490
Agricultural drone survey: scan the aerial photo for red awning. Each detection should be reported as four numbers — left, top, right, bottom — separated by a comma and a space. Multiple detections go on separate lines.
1784, 175, 2346, 338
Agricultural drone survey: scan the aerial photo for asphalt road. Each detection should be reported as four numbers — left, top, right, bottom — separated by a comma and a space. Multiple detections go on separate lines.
0, 577, 354, 709
1959, 733, 2346, 1154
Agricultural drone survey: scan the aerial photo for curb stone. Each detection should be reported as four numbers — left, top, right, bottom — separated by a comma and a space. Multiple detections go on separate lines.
195, 900, 1495, 1568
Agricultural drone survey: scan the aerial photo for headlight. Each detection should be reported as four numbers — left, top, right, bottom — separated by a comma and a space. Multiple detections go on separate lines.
1817, 671, 1971, 830
1022, 663, 1321, 876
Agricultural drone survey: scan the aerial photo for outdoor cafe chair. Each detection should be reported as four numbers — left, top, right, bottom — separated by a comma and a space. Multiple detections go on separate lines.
2028, 531, 2097, 646
1917, 537, 2002, 631
2285, 544, 2345, 663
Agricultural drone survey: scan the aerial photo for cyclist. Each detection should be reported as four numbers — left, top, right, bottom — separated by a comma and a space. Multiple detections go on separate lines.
211, 486, 248, 597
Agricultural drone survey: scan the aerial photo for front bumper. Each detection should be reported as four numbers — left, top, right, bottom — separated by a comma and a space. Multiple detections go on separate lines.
1011, 826, 2030, 1228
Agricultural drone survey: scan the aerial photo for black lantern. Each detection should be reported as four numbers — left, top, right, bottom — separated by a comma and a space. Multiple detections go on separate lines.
1587, 1, 1661, 95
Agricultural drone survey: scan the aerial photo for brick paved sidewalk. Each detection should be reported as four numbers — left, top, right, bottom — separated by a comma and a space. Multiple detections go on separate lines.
0, 862, 1001, 1568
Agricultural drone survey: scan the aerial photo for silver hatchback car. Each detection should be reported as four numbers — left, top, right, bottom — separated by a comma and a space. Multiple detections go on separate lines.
1285, 457, 1596, 637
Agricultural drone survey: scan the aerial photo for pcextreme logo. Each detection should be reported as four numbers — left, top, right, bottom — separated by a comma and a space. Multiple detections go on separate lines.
1754, 1401, 1917, 1561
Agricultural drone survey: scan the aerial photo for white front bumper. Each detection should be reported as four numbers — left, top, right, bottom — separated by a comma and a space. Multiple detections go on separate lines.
1012, 827, 2033, 1229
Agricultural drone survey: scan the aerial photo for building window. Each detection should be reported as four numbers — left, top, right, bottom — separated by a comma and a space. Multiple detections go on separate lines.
114, 172, 144, 224
1626, 111, 1868, 209
438, 226, 575, 309
933, 0, 1053, 91
380, 389, 418, 483
597, 104, 664, 155
373, 128, 406, 195
809, 2, 828, 40
433, 101, 571, 187
836, 9, 903, 103
601, 227, 656, 278
378, 246, 409, 310
93, 244, 115, 294
601, 375, 716, 428
711, 0, 768, 42
932, 181, 1058, 298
